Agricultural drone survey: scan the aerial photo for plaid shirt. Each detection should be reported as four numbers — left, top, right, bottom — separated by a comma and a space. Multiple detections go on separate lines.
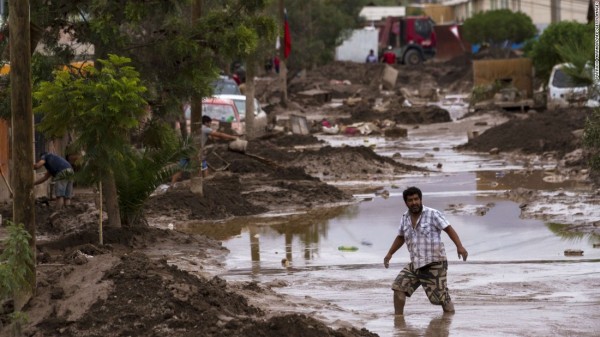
398, 206, 449, 269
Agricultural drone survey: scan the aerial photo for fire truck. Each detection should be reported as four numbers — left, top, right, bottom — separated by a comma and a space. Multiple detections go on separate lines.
378, 16, 437, 65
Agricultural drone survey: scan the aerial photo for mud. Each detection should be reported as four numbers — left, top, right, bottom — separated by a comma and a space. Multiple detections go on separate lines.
1, 59, 599, 337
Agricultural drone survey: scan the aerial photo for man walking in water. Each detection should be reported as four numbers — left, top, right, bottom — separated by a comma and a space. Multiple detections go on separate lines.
383, 186, 468, 315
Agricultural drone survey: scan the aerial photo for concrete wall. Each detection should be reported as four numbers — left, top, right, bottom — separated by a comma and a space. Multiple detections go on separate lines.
449, 0, 588, 26
473, 58, 533, 97
335, 28, 379, 63
424, 4, 457, 24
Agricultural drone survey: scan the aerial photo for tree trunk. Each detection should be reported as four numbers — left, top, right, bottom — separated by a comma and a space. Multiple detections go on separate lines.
189, 0, 204, 196
189, 98, 204, 197
9, 0, 36, 306
102, 172, 121, 228
279, 0, 288, 105
245, 57, 256, 140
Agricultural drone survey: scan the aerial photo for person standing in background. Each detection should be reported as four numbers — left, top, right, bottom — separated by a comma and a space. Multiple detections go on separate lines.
381, 46, 396, 65
366, 49, 378, 63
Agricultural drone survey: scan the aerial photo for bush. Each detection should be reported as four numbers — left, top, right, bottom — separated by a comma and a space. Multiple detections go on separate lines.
526, 21, 593, 82
462, 9, 536, 51
0, 221, 34, 301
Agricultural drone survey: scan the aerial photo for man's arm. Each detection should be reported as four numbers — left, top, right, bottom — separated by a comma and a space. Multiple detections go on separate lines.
383, 235, 405, 268
209, 131, 237, 141
443, 225, 468, 261
33, 159, 45, 170
34, 172, 51, 185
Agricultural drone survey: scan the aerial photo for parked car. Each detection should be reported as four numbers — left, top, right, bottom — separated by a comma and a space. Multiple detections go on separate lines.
211, 77, 241, 95
184, 98, 241, 135
547, 63, 599, 110
214, 94, 268, 135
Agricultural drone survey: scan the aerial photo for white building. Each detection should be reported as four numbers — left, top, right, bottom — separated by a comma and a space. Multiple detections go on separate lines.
443, 0, 588, 31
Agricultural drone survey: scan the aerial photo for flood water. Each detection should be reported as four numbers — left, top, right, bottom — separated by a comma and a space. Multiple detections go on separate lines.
186, 115, 600, 336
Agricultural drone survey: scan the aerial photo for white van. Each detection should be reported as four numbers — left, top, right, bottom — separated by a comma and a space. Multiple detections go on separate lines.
547, 63, 599, 110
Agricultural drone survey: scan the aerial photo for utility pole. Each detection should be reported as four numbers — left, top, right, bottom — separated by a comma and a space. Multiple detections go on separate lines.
9, 0, 36, 303
190, 0, 204, 196
551, 0, 561, 23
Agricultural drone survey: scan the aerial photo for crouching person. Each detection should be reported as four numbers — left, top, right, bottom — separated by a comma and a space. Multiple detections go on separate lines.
34, 152, 74, 209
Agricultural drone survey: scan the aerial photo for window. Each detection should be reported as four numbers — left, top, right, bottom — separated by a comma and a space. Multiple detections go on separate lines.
203, 104, 237, 122
414, 19, 433, 39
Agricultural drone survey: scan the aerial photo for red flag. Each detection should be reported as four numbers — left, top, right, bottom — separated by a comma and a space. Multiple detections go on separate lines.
284, 9, 291, 59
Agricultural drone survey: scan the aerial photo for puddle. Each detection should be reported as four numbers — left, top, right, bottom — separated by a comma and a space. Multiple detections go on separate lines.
184, 178, 600, 336
183, 114, 600, 336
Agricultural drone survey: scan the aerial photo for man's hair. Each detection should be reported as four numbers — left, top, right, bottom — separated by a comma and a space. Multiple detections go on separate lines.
202, 115, 212, 124
402, 186, 422, 202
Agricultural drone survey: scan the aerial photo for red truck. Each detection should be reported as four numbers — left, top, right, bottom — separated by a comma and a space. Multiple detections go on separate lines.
378, 16, 437, 65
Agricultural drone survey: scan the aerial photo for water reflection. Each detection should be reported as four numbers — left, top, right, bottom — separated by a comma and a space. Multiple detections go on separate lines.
546, 222, 600, 244
475, 170, 587, 191
184, 206, 353, 271
393, 314, 453, 337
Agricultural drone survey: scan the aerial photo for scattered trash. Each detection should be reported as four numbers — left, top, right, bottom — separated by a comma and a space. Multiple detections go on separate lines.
167, 223, 174, 230
338, 246, 359, 252
360, 240, 372, 246
564, 249, 583, 256
229, 139, 248, 153
151, 184, 170, 196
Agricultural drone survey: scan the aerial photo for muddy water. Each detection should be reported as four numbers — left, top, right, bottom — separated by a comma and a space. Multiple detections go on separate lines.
189, 115, 600, 336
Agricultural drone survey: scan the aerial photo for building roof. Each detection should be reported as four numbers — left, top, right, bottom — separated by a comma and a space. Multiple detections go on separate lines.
359, 7, 406, 21
440, 0, 470, 6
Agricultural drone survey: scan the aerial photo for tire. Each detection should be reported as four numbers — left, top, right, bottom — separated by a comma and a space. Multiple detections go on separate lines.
404, 49, 422, 65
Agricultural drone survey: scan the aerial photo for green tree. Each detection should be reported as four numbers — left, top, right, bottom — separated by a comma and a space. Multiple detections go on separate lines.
584, 109, 600, 174
526, 21, 593, 82
34, 55, 148, 228
276, 0, 364, 70
115, 119, 193, 226
0, 221, 34, 333
29, 0, 273, 118
462, 9, 536, 57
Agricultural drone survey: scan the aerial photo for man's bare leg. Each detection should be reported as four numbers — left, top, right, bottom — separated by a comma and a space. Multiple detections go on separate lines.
442, 300, 455, 313
55, 197, 65, 209
394, 290, 406, 315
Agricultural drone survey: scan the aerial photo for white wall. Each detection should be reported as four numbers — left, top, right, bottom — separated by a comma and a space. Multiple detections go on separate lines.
335, 28, 379, 63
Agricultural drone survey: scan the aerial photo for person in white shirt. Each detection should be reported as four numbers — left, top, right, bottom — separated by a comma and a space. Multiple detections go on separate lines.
384, 186, 468, 315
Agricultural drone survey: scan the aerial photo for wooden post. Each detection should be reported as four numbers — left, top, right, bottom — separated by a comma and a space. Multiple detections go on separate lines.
9, 0, 36, 303
245, 56, 256, 140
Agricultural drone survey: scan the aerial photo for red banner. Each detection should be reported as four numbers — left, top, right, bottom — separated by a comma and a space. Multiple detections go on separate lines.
284, 9, 291, 59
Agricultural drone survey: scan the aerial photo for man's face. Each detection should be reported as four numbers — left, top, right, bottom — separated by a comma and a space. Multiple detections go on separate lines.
405, 194, 422, 215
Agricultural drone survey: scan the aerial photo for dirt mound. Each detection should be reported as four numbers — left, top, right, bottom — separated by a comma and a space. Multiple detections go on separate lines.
341, 104, 451, 125
145, 174, 268, 221
30, 251, 375, 337
291, 145, 425, 180
458, 108, 588, 155
259, 133, 323, 147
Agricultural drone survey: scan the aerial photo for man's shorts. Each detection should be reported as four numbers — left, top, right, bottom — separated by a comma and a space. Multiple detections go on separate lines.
179, 158, 207, 171
178, 158, 190, 168
54, 169, 74, 198
391, 261, 450, 305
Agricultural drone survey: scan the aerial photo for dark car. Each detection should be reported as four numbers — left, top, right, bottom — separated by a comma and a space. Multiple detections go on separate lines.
211, 77, 241, 95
